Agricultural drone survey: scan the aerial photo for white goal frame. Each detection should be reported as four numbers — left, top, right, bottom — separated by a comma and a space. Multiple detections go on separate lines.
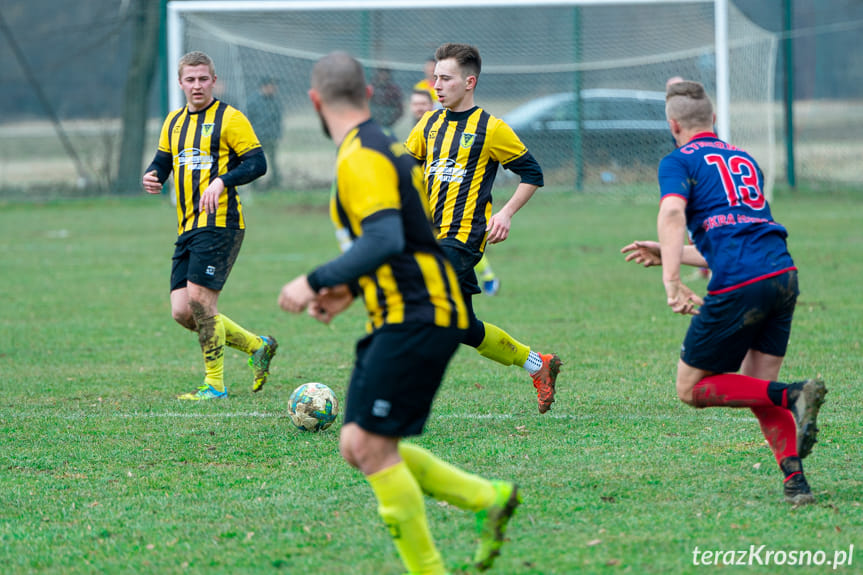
166, 0, 731, 141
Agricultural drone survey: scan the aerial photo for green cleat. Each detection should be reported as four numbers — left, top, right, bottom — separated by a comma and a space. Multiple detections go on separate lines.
249, 335, 278, 393
474, 481, 521, 571
177, 384, 227, 401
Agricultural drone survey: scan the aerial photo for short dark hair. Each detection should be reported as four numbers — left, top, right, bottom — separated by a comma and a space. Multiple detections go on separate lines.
435, 43, 481, 79
311, 51, 367, 107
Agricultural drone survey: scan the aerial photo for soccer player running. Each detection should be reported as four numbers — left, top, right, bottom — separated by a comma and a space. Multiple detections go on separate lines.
409, 87, 500, 296
621, 80, 826, 504
142, 51, 278, 400
278, 51, 520, 574
405, 43, 561, 413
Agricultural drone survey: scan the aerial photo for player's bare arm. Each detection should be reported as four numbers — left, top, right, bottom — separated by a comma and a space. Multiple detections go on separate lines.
657, 196, 703, 315
621, 241, 708, 268
487, 182, 538, 244
621, 241, 662, 267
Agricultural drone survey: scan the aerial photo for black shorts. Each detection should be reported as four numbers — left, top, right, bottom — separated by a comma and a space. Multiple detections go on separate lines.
343, 323, 465, 437
170, 228, 244, 292
681, 270, 799, 373
439, 238, 483, 297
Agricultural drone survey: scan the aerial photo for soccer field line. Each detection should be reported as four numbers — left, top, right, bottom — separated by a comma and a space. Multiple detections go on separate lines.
0, 410, 808, 423
2, 410, 850, 423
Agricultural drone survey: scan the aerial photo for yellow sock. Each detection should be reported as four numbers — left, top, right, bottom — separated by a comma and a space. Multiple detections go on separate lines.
198, 314, 225, 392
475, 254, 492, 279
399, 442, 495, 512
476, 322, 530, 367
367, 461, 446, 575
221, 314, 262, 355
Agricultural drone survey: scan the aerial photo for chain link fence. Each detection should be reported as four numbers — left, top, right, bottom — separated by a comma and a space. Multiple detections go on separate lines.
1, 0, 861, 199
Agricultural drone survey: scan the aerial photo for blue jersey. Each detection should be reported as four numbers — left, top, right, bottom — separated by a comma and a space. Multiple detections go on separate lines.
658, 132, 795, 294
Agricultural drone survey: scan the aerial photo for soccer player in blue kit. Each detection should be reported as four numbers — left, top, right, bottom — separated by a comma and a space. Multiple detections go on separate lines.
621, 80, 827, 505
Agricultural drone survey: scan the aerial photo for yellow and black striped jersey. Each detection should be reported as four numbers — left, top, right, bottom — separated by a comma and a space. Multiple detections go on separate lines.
157, 99, 261, 236
404, 106, 536, 251
331, 119, 468, 333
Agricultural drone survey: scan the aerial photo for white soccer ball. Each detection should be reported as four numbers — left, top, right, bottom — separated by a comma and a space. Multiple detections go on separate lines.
288, 382, 339, 432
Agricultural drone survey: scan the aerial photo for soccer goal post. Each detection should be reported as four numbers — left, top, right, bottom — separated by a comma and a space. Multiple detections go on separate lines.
166, 0, 776, 193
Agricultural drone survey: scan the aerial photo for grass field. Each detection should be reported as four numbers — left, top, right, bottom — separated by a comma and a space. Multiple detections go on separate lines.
1, 186, 861, 574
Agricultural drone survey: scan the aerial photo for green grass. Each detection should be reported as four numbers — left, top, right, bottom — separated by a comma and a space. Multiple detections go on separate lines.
1, 186, 861, 574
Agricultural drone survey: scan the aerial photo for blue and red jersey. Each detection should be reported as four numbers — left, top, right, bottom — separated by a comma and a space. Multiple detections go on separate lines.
658, 132, 795, 294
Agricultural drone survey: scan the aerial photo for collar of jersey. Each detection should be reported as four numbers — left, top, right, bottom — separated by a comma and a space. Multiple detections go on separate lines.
444, 106, 479, 121
688, 131, 718, 142
186, 98, 219, 115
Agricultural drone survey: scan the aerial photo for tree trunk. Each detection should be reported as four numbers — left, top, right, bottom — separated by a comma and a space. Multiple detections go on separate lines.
116, 1, 161, 195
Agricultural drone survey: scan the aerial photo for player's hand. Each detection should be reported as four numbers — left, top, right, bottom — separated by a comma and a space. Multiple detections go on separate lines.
142, 170, 162, 195
199, 177, 225, 214
308, 284, 354, 324
621, 241, 662, 267
278, 275, 316, 314
664, 279, 703, 315
486, 211, 512, 244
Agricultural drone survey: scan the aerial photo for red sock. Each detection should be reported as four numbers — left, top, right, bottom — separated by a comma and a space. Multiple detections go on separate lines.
751, 406, 798, 465
692, 374, 775, 407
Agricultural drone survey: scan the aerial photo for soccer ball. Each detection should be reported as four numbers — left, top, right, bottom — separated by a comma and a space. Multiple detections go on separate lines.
288, 382, 339, 432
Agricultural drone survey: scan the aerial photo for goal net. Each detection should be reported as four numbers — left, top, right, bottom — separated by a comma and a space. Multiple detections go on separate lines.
167, 0, 777, 192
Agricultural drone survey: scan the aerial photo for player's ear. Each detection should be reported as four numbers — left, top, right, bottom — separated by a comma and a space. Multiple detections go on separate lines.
366, 84, 374, 100
465, 74, 477, 91
308, 88, 321, 109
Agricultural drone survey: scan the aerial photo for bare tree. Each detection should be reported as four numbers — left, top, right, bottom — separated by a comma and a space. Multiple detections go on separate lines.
116, 0, 161, 194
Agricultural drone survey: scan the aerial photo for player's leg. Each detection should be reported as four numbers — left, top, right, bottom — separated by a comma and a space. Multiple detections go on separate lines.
678, 271, 824, 503
170, 287, 197, 331
340, 326, 464, 574
441, 239, 561, 413
178, 281, 228, 399
175, 229, 247, 400
341, 424, 445, 574
398, 442, 520, 571
475, 253, 500, 296
218, 315, 278, 393
170, 238, 226, 399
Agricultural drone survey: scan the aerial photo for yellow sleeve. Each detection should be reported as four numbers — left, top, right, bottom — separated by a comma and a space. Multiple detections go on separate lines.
224, 108, 261, 156
403, 117, 428, 161
338, 148, 401, 224
157, 111, 178, 154
487, 117, 529, 165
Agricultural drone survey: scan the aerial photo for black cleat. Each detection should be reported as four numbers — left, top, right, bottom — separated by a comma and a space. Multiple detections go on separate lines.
783, 472, 815, 505
789, 379, 827, 459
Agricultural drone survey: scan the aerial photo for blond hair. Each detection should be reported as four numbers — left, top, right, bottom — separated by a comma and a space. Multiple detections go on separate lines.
665, 80, 713, 131
178, 51, 215, 78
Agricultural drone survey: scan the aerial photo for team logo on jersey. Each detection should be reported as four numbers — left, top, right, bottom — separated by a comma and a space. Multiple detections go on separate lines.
177, 148, 214, 171
428, 158, 465, 184
460, 133, 476, 149
201, 123, 215, 137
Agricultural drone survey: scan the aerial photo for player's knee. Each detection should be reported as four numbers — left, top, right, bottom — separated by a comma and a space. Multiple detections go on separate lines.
676, 381, 698, 406
172, 307, 196, 330
339, 424, 361, 469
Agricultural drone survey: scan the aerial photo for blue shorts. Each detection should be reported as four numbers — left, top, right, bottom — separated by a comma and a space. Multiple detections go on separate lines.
343, 323, 464, 438
170, 228, 244, 292
681, 270, 799, 373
